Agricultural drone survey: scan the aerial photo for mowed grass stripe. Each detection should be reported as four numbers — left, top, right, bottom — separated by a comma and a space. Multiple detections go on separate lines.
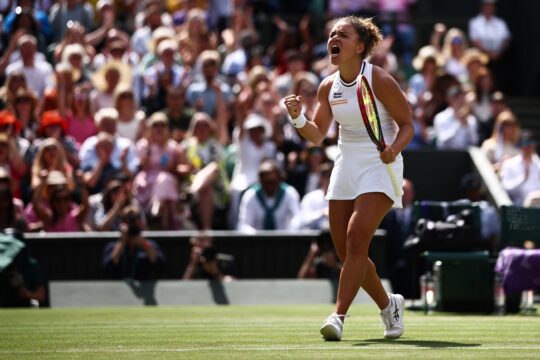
0, 305, 538, 360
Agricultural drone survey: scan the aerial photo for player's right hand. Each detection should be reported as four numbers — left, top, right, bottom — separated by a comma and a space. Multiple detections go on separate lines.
283, 94, 303, 119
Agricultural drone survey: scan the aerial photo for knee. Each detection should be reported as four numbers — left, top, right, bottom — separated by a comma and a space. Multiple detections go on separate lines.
346, 230, 370, 258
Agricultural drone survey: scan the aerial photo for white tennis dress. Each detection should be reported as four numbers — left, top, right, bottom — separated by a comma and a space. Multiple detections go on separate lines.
325, 61, 403, 208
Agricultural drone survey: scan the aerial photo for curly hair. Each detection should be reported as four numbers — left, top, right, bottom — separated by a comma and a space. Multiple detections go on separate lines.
337, 16, 383, 59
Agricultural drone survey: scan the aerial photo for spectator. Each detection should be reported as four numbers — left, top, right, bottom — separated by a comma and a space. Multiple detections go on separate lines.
237, 159, 300, 232
0, 119, 27, 199
25, 170, 89, 232
182, 234, 236, 281
11, 88, 38, 143
287, 144, 329, 199
499, 130, 540, 206
470, 67, 496, 140
0, 230, 47, 307
290, 162, 333, 230
186, 50, 233, 117
298, 231, 341, 280
5, 34, 54, 98
228, 113, 276, 229
114, 85, 146, 143
30, 137, 74, 196
0, 166, 26, 232
130, 4, 165, 57
180, 112, 229, 230
87, 172, 140, 231
462, 47, 489, 89
408, 45, 441, 101
162, 85, 195, 143
103, 205, 165, 280
48, 0, 94, 44
468, 0, 511, 64
59, 84, 97, 148
0, 71, 27, 110
433, 84, 479, 150
90, 61, 132, 114
79, 108, 139, 194
481, 110, 520, 171
440, 27, 469, 82
2, 0, 52, 44
133, 112, 183, 230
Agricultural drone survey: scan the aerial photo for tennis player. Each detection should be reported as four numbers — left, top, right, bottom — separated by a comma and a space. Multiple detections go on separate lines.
284, 16, 413, 341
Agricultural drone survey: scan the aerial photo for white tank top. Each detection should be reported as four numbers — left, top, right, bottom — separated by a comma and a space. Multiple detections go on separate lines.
328, 61, 398, 144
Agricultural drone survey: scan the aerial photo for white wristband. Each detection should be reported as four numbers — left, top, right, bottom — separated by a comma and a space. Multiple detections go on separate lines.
289, 112, 307, 129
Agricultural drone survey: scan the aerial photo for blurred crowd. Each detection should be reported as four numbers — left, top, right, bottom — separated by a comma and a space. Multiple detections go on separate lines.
0, 0, 537, 240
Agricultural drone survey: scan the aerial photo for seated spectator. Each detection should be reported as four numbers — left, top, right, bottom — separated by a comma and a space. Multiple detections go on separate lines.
298, 231, 341, 280
114, 85, 146, 143
30, 137, 75, 196
0, 166, 26, 232
90, 61, 132, 114
440, 28, 469, 83
433, 84, 479, 150
290, 162, 333, 230
0, 71, 27, 110
180, 112, 229, 230
162, 85, 195, 143
133, 112, 183, 230
79, 108, 139, 194
11, 88, 38, 143
237, 160, 300, 232
182, 235, 236, 281
25, 170, 89, 232
499, 130, 540, 206
408, 45, 441, 100
59, 84, 97, 148
0, 230, 47, 307
481, 110, 520, 172
102, 205, 165, 280
287, 144, 329, 199
86, 172, 141, 231
0, 129, 27, 200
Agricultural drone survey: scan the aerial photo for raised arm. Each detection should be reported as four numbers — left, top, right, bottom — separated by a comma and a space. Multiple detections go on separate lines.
283, 75, 335, 145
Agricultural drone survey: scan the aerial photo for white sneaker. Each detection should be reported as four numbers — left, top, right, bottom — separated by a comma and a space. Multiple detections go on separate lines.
320, 312, 343, 341
380, 294, 405, 339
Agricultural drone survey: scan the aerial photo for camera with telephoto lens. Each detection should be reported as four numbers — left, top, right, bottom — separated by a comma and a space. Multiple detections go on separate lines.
121, 208, 141, 237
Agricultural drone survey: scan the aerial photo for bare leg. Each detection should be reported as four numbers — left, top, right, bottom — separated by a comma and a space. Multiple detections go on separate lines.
191, 162, 220, 230
329, 193, 393, 317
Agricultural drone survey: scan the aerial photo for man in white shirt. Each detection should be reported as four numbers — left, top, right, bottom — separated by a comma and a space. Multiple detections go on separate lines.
499, 131, 540, 206
434, 85, 479, 150
5, 35, 54, 98
468, 0, 511, 62
238, 160, 300, 232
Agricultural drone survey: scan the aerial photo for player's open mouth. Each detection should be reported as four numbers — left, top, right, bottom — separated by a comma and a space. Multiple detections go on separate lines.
330, 45, 340, 57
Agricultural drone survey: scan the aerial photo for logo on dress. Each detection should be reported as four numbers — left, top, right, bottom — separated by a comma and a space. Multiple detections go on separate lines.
333, 92, 343, 99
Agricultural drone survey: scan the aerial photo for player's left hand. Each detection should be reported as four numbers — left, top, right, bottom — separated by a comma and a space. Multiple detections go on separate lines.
380, 145, 397, 164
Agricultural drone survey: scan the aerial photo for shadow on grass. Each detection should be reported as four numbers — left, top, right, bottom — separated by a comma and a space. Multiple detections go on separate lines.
351, 339, 481, 348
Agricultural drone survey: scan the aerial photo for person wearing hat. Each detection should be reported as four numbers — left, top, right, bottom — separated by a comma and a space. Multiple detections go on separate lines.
228, 112, 276, 229
408, 45, 441, 100
90, 61, 133, 114
433, 84, 479, 150
25, 168, 89, 232
237, 159, 300, 232
0, 72, 27, 111
481, 110, 521, 170
131, 3, 166, 57
11, 88, 38, 141
499, 129, 540, 206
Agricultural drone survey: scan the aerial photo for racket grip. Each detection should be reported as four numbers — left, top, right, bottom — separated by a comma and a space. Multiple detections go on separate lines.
385, 163, 403, 197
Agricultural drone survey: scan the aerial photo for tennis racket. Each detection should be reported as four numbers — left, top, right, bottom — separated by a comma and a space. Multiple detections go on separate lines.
356, 74, 403, 197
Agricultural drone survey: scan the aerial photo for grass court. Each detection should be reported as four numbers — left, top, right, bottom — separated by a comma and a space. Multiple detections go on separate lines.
1, 304, 539, 359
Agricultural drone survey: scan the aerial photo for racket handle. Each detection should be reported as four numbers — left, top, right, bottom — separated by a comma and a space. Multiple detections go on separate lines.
385, 163, 403, 197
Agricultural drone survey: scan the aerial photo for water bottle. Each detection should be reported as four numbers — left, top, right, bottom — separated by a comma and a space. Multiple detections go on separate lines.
420, 271, 435, 314
521, 290, 536, 314
494, 272, 505, 315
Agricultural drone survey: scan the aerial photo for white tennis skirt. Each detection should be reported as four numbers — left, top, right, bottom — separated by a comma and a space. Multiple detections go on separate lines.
325, 141, 403, 208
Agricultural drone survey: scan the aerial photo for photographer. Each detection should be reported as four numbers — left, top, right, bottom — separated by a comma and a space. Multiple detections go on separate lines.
297, 231, 341, 280
182, 235, 236, 281
102, 205, 165, 280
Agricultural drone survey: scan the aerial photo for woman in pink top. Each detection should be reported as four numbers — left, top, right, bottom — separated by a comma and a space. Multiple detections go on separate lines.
133, 112, 182, 230
59, 82, 97, 147
25, 170, 89, 232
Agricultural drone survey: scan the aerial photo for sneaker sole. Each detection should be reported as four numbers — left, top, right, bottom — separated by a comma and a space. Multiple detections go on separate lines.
320, 324, 341, 341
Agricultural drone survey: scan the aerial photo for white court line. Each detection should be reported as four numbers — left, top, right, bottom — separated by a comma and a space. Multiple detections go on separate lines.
2, 345, 540, 354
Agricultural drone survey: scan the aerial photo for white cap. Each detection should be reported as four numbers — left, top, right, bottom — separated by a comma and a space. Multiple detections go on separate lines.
243, 113, 270, 135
